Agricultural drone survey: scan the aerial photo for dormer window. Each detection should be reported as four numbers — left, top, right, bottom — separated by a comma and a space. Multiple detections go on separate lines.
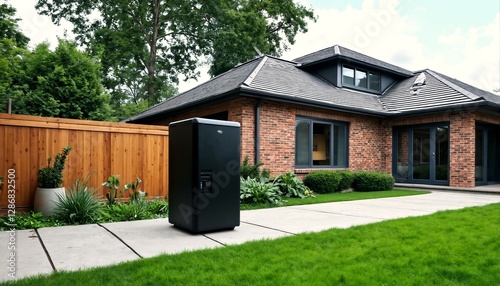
342, 65, 380, 92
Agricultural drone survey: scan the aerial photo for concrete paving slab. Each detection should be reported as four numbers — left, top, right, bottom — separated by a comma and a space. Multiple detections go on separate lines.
293, 203, 430, 220
0, 229, 52, 282
101, 219, 223, 258
204, 222, 292, 245
241, 207, 383, 233
37, 224, 139, 271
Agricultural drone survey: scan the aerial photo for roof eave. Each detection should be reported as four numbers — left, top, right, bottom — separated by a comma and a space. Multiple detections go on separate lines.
387, 101, 500, 117
239, 86, 390, 117
124, 88, 242, 123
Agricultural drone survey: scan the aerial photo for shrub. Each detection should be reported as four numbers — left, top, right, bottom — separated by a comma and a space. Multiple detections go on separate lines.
240, 177, 283, 205
38, 146, 72, 188
352, 171, 395, 192
336, 170, 355, 192
274, 172, 312, 198
240, 156, 270, 179
53, 176, 101, 224
303, 171, 341, 194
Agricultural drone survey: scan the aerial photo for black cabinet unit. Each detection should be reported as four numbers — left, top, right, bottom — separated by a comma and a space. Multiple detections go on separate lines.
168, 118, 240, 233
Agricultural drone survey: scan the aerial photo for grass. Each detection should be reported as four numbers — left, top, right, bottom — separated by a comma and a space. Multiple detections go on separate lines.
4, 203, 499, 286
241, 189, 429, 210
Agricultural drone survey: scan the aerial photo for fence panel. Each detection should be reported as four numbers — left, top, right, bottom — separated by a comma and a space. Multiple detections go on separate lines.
0, 114, 169, 211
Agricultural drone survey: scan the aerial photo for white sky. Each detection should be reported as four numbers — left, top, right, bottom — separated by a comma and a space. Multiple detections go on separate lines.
6, 0, 500, 94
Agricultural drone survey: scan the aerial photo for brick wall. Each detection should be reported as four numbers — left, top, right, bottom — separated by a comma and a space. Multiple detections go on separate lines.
449, 111, 476, 188
255, 101, 387, 175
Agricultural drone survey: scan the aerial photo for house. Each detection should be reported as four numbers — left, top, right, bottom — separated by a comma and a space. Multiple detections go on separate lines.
125, 45, 500, 189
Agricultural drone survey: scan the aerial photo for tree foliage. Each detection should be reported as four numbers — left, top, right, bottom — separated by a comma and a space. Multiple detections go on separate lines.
0, 4, 29, 49
10, 40, 112, 120
0, 4, 30, 110
35, 0, 316, 106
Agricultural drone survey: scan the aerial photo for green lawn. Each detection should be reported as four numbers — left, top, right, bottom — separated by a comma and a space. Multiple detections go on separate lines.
241, 189, 429, 210
5, 203, 499, 286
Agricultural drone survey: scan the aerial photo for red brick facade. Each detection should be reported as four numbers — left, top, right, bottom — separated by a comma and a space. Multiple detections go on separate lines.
145, 96, 499, 188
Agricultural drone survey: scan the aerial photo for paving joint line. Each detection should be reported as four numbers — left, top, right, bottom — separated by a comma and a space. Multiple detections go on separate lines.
289, 206, 393, 219
240, 221, 296, 235
201, 234, 226, 246
98, 224, 143, 259
34, 229, 56, 272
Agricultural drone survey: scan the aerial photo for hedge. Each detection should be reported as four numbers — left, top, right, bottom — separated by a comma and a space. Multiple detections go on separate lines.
352, 171, 395, 192
303, 171, 341, 194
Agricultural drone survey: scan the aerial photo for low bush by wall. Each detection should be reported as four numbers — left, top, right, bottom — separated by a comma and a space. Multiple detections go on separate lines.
303, 170, 394, 193
352, 171, 395, 192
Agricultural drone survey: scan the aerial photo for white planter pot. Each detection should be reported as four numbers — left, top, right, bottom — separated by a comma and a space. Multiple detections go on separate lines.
33, 187, 66, 216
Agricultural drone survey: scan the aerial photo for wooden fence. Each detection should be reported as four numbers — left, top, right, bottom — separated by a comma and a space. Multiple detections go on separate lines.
0, 114, 169, 211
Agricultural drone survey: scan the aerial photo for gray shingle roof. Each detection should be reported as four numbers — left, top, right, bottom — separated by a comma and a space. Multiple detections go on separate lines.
125, 57, 264, 122
379, 69, 499, 113
125, 45, 499, 123
246, 57, 387, 113
293, 45, 414, 77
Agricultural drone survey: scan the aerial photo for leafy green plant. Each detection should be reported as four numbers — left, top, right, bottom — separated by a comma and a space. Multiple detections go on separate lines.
0, 212, 66, 231
37, 146, 72, 188
274, 172, 313, 198
103, 200, 149, 221
146, 197, 169, 216
240, 156, 270, 179
352, 171, 395, 192
125, 177, 147, 203
53, 176, 102, 224
336, 170, 355, 192
102, 175, 122, 204
303, 171, 341, 194
240, 177, 283, 205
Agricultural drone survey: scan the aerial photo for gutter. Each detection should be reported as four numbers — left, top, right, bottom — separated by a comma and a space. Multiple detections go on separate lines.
239, 86, 390, 117
387, 101, 500, 118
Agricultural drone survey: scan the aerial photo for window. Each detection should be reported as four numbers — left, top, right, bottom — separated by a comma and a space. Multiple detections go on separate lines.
342, 66, 380, 92
295, 118, 348, 168
342, 67, 354, 86
355, 69, 367, 88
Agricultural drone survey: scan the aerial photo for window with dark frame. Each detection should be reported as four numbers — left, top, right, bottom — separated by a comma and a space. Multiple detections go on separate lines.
295, 118, 348, 168
342, 65, 380, 92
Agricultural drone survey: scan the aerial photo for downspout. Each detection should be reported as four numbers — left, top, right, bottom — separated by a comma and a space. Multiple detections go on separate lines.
254, 99, 262, 164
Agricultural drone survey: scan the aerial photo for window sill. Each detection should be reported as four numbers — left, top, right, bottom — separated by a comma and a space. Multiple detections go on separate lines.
295, 167, 348, 174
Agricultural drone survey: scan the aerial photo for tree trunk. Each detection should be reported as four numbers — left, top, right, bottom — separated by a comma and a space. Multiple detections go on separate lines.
147, 0, 161, 107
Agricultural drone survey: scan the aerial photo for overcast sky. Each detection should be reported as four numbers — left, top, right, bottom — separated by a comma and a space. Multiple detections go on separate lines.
7, 0, 500, 94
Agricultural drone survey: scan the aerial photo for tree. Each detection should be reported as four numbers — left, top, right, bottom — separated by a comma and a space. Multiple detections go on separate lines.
11, 40, 113, 120
0, 4, 30, 112
35, 0, 316, 106
0, 4, 29, 49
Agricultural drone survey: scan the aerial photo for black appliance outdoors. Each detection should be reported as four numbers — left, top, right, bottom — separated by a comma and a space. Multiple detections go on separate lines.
168, 118, 240, 233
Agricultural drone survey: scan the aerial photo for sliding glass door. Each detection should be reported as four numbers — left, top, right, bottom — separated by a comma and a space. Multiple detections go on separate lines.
476, 123, 500, 185
393, 124, 449, 185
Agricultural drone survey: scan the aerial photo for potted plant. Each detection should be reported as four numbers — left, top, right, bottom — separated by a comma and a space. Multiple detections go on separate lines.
33, 146, 72, 215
